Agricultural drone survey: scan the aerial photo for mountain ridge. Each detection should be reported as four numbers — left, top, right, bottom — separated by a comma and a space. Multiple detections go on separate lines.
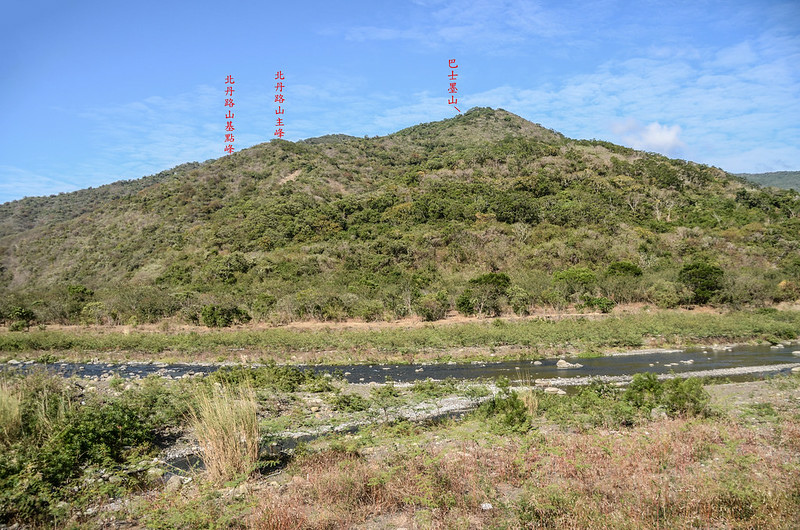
1, 107, 798, 325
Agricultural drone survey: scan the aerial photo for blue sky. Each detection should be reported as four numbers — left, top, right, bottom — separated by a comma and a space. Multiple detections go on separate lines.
1, 0, 798, 204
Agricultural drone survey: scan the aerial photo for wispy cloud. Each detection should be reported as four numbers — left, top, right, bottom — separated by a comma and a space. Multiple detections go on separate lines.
0, 166, 81, 204
344, 0, 572, 48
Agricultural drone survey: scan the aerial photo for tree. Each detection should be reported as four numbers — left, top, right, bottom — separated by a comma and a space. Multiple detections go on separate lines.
679, 262, 724, 304
468, 273, 511, 316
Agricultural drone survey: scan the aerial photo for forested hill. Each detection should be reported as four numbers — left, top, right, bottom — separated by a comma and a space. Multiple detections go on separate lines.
735, 171, 800, 191
1, 107, 799, 327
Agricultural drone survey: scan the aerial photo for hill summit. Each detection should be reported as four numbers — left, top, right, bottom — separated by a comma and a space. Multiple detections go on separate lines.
1, 107, 799, 326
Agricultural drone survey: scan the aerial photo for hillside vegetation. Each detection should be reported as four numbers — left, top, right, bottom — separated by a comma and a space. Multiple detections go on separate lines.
735, 171, 800, 191
1, 108, 799, 328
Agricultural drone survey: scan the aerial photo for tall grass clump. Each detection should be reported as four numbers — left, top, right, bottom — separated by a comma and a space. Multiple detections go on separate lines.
191, 384, 259, 484
0, 382, 21, 446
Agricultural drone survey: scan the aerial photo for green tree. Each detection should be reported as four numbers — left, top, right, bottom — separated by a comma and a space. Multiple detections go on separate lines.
468, 273, 511, 316
679, 262, 724, 304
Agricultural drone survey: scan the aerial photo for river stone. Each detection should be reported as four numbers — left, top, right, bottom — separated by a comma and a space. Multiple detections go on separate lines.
544, 387, 566, 395
556, 359, 583, 369
165, 475, 183, 493
533, 361, 542, 366
650, 407, 668, 421
792, 351, 800, 356
792, 367, 800, 373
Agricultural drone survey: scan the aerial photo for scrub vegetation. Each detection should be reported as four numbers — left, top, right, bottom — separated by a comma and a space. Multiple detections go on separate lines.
0, 366, 797, 528
2, 108, 799, 330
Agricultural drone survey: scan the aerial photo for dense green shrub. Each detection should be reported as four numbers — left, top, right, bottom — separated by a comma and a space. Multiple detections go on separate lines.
479, 378, 531, 433
200, 304, 252, 327
606, 261, 643, 276
468, 273, 511, 316
329, 393, 370, 412
582, 296, 616, 313
553, 267, 596, 296
38, 399, 151, 485
623, 373, 709, 416
455, 289, 476, 316
415, 290, 449, 321
679, 262, 725, 304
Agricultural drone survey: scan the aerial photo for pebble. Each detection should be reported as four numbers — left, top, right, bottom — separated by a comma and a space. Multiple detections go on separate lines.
533, 361, 542, 366
481, 503, 493, 511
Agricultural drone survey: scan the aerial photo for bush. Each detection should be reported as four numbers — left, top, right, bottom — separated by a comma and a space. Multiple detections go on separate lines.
468, 273, 511, 316
200, 304, 252, 327
623, 373, 709, 417
329, 393, 369, 412
479, 377, 531, 433
582, 296, 616, 313
606, 261, 643, 276
679, 262, 724, 304
455, 289, 476, 316
415, 291, 449, 321
38, 398, 151, 485
507, 286, 531, 316
553, 267, 596, 296
8, 321, 27, 332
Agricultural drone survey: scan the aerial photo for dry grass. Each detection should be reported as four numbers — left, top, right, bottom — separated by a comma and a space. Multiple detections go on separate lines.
0, 381, 21, 446
190, 383, 260, 484
244, 415, 800, 529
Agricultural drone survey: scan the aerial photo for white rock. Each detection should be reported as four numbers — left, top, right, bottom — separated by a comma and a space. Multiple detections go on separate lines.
533, 361, 542, 366
556, 359, 583, 369
544, 387, 566, 395
481, 502, 493, 511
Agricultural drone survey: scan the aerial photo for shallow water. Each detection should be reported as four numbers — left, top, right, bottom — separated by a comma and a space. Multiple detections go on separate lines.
4, 343, 799, 385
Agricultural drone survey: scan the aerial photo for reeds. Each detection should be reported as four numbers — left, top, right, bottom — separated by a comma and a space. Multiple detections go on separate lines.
190, 383, 260, 484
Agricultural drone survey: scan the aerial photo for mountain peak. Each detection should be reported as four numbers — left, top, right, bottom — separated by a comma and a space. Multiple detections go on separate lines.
390, 107, 564, 146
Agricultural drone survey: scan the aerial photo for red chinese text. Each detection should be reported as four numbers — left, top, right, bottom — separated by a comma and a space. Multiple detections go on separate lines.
448, 59, 460, 113
224, 75, 235, 154
274, 70, 285, 138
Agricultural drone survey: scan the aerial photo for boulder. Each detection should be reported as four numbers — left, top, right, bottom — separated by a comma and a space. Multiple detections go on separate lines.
165, 475, 183, 493
556, 359, 583, 369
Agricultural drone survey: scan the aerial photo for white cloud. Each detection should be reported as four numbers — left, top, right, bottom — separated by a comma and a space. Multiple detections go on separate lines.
612, 120, 686, 155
